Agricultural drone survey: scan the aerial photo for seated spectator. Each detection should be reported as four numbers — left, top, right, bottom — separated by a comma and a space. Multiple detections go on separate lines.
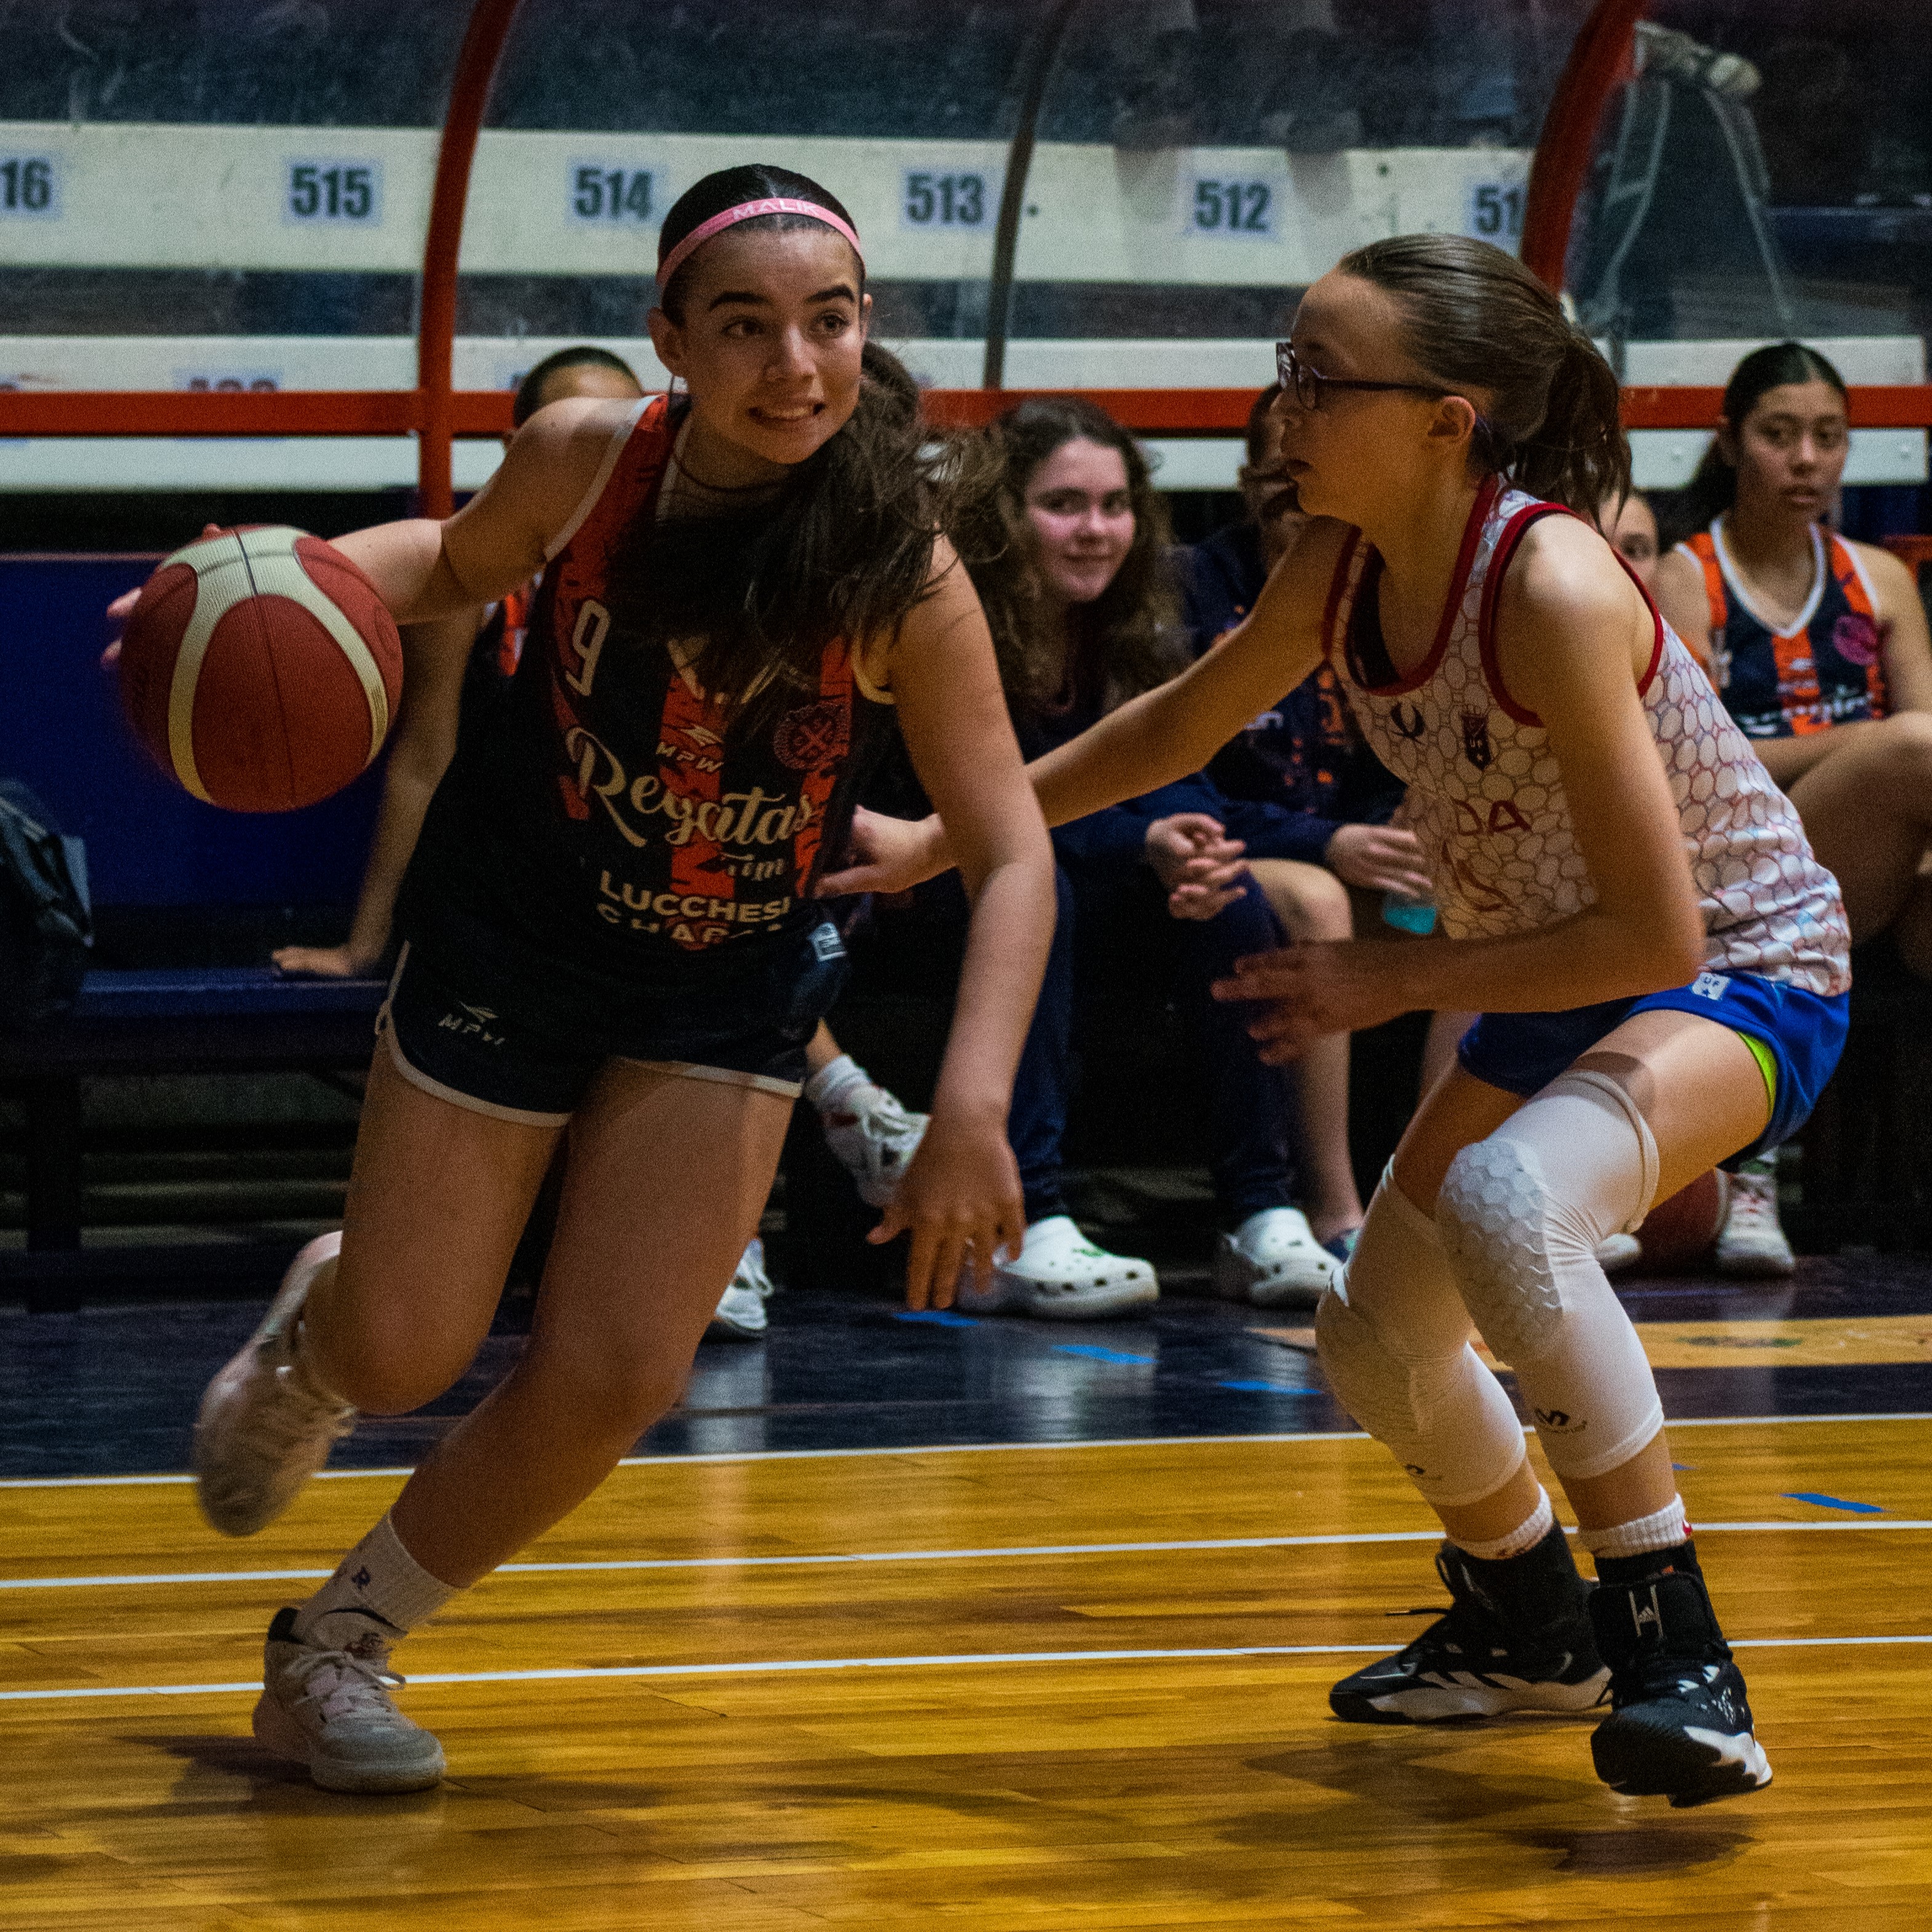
1176, 385, 1468, 1253
273, 345, 923, 1335
1653, 341, 1932, 1275
1603, 484, 1661, 588
944, 396, 1342, 1317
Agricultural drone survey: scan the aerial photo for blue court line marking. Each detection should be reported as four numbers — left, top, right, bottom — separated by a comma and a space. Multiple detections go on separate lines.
892, 1310, 980, 1329
1219, 1381, 1302, 1395
1783, 1491, 1886, 1515
8, 1630, 1931, 1704
1054, 1345, 1155, 1365
9, 1518, 1931, 1593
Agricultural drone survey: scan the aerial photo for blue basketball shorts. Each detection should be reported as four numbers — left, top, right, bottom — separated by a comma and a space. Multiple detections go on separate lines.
1457, 967, 1849, 1167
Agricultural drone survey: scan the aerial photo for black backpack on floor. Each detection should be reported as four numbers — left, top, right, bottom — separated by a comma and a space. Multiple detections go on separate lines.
0, 780, 93, 1029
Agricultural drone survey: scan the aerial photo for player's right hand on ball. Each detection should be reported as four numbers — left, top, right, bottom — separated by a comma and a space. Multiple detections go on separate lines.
102, 524, 223, 666
868, 1108, 1025, 1312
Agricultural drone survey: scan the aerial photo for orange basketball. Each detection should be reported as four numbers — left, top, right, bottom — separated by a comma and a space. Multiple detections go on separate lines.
1635, 1168, 1731, 1272
119, 525, 402, 812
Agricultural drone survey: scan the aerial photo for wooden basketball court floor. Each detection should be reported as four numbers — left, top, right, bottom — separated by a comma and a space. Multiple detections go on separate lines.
4, 1409, 1930, 1930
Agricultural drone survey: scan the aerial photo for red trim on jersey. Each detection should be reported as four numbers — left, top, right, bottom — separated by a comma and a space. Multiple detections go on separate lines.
1477, 498, 1667, 728
1347, 475, 1500, 697
1319, 529, 1364, 670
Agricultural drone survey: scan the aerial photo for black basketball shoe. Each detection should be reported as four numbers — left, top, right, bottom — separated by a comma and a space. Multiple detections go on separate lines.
1588, 1542, 1771, 1807
1331, 1520, 1609, 1724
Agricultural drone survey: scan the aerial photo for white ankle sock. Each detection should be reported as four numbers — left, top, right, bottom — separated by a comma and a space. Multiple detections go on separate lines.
1579, 1496, 1689, 1562
804, 1054, 868, 1113
1453, 1486, 1555, 1562
294, 1512, 458, 1648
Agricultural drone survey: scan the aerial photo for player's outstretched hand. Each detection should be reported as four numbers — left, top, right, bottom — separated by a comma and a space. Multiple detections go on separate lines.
1212, 939, 1414, 1064
868, 1110, 1025, 1312
102, 524, 223, 667
817, 808, 950, 897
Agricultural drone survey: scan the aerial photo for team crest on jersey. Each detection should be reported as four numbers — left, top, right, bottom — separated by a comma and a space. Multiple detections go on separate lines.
1833, 611, 1880, 668
1460, 708, 1494, 771
774, 699, 849, 772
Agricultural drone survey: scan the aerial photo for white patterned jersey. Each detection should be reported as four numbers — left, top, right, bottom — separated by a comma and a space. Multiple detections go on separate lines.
1321, 479, 1850, 996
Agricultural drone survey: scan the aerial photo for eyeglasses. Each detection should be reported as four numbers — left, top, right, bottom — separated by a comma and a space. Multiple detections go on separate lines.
1275, 342, 1448, 412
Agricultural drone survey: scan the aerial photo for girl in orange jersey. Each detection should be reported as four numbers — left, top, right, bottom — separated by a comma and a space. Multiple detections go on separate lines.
148, 164, 1053, 1794
1654, 343, 1932, 1272
1656, 345, 1932, 976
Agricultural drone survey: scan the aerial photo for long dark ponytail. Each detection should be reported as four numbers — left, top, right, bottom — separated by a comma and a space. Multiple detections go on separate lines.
1677, 341, 1849, 533
606, 164, 955, 735
1337, 233, 1630, 517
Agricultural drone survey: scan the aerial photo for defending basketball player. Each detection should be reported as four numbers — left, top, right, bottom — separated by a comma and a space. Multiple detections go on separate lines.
115, 165, 1052, 1794
825, 234, 1851, 1808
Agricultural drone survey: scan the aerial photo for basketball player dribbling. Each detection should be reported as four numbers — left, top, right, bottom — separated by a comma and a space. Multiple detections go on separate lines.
828, 234, 1851, 1808
127, 164, 1054, 1793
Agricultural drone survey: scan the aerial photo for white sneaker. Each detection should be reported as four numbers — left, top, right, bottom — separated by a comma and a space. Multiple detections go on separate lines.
253, 1606, 445, 1794
194, 1233, 357, 1537
1715, 1164, 1795, 1278
710, 1237, 774, 1340
1597, 1231, 1643, 1275
820, 1083, 929, 1207
1213, 1207, 1341, 1309
953, 1214, 1159, 1320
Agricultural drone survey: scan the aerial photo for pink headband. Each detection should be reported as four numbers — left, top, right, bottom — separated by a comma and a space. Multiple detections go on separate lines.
657, 197, 865, 290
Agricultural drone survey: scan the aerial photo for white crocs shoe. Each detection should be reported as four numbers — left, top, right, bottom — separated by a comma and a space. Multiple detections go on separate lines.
1213, 1206, 1341, 1308
1715, 1163, 1795, 1278
954, 1214, 1159, 1320
820, 1083, 929, 1207
710, 1237, 774, 1340
254, 1606, 445, 1794
194, 1233, 357, 1537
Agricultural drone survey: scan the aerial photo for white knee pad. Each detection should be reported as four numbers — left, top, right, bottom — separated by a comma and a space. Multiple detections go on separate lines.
1436, 1071, 1665, 1483
1316, 1167, 1526, 1509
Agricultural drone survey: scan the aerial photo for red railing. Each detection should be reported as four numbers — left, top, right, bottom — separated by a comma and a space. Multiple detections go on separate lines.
1520, 0, 1648, 290
1, 0, 1928, 476
4, 385, 1929, 441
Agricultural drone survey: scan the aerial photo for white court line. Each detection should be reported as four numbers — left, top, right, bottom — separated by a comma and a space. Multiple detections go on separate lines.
4, 1412, 1928, 1490
6, 1518, 1929, 1593
6, 1632, 1931, 1706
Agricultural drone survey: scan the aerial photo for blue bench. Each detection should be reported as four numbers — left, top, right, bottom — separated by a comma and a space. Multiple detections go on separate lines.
0, 968, 385, 1308
2, 553, 389, 1303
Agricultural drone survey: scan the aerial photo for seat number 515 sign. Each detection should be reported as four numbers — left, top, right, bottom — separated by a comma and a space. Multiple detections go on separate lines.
285, 159, 381, 223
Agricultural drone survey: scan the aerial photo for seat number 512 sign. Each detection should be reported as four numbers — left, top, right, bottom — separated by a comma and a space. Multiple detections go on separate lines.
1188, 176, 1277, 239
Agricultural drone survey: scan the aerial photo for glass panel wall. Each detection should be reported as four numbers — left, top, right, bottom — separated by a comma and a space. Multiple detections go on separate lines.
1565, 0, 1930, 510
